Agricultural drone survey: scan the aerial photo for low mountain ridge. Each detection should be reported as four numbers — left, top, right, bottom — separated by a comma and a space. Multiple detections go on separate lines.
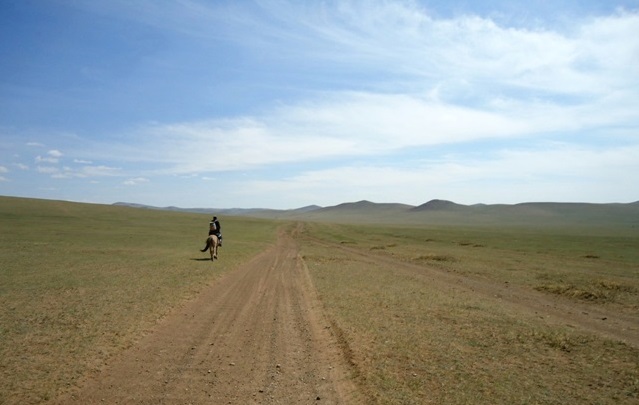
112, 199, 639, 228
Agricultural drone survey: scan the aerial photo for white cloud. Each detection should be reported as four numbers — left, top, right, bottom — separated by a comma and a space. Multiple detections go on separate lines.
219, 2, 639, 100
237, 142, 639, 206
34, 150, 63, 164
36, 163, 121, 179
0, 166, 7, 173
94, 82, 632, 179
81, 165, 121, 177
72, 1, 639, 101
36, 155, 59, 164
14, 163, 29, 170
123, 177, 149, 186
59, 4, 637, 181
6, 1, 638, 207
36, 166, 59, 174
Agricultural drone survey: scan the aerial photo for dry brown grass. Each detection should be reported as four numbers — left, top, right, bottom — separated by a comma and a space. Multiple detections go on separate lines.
0, 197, 279, 404
3, 197, 638, 404
300, 222, 639, 404
535, 279, 637, 302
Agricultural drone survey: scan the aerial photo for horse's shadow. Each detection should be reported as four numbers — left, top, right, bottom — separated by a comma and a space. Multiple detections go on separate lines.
190, 258, 214, 262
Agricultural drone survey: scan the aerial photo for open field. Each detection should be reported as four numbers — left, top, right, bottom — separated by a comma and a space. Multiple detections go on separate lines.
298, 222, 639, 403
1, 196, 638, 404
0, 196, 280, 403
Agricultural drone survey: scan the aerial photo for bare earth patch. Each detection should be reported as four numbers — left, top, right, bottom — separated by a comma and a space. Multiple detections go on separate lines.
54, 228, 363, 404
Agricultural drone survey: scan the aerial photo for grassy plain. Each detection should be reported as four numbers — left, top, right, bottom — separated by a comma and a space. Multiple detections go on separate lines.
299, 221, 639, 404
2, 196, 638, 404
304, 222, 639, 308
0, 196, 279, 404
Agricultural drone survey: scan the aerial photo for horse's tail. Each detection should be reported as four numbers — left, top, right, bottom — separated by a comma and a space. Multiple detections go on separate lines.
200, 237, 211, 252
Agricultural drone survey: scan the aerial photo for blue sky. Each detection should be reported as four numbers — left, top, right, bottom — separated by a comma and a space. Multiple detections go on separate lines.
1, 0, 638, 209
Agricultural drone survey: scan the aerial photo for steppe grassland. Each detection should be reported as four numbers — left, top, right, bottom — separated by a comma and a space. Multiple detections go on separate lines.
299, 222, 639, 404
3, 196, 638, 404
0, 197, 279, 404
305, 222, 639, 308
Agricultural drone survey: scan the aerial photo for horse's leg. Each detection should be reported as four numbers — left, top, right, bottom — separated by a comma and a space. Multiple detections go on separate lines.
213, 237, 218, 260
209, 236, 215, 261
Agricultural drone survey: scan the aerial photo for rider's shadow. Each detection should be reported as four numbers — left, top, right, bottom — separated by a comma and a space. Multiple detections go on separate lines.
190, 258, 215, 261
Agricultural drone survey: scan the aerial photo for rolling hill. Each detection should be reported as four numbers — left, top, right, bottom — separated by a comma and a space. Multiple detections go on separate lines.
113, 199, 639, 229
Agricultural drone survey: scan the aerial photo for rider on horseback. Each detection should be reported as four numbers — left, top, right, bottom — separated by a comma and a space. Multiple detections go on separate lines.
209, 216, 222, 247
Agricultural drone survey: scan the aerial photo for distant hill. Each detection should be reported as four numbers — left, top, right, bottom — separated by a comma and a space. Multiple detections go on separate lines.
113, 202, 277, 217
111, 199, 639, 228
317, 200, 412, 214
411, 199, 466, 211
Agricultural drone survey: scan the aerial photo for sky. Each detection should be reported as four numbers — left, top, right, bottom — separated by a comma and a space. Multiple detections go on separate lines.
1, 0, 638, 209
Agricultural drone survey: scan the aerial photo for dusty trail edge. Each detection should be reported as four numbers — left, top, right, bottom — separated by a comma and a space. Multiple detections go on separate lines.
54, 224, 365, 404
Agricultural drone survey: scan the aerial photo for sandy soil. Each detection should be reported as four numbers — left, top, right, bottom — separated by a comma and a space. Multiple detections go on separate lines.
54, 227, 363, 404
54, 224, 638, 404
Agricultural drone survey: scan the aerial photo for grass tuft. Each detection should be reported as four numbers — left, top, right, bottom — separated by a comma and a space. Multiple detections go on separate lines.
413, 254, 456, 262
535, 279, 637, 302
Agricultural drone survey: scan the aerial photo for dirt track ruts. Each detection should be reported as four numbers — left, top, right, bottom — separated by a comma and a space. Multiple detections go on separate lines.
53, 223, 638, 404
54, 225, 363, 404
309, 235, 639, 349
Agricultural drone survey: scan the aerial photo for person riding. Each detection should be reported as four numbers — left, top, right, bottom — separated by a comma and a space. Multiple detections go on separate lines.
209, 216, 222, 246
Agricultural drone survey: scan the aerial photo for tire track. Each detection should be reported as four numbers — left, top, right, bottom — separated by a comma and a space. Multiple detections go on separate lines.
304, 233, 639, 348
54, 227, 362, 404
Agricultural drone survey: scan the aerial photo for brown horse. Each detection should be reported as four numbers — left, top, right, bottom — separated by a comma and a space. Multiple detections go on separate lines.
200, 235, 219, 261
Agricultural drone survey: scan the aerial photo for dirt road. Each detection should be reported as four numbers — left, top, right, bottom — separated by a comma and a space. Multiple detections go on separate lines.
55, 227, 363, 404
53, 224, 638, 404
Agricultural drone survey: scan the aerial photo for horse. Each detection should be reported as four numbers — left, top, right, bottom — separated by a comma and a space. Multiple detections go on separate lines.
200, 235, 219, 261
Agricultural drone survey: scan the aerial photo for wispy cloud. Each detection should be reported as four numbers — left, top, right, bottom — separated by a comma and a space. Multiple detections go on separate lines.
123, 177, 150, 186
238, 142, 639, 206
65, 2, 636, 170
35, 156, 59, 164
36, 166, 59, 174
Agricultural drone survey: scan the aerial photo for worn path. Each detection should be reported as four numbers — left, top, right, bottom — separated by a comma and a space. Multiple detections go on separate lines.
54, 224, 638, 404
55, 226, 362, 404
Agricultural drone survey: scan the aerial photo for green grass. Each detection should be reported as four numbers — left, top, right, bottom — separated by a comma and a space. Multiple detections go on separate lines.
299, 221, 639, 404
0, 196, 279, 404
303, 222, 639, 309
2, 197, 638, 404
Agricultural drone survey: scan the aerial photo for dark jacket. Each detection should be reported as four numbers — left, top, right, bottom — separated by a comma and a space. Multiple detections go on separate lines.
209, 220, 221, 236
